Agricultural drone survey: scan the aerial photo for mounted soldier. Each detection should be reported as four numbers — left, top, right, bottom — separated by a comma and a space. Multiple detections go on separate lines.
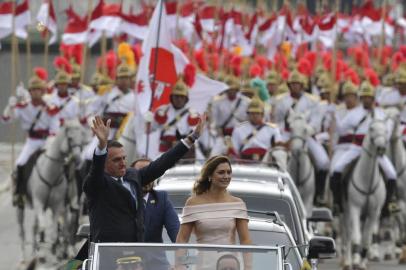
1, 72, 59, 207
330, 81, 359, 172
68, 64, 96, 126
232, 98, 282, 162
151, 79, 200, 158
46, 70, 80, 125
330, 81, 399, 214
210, 75, 251, 156
272, 70, 330, 206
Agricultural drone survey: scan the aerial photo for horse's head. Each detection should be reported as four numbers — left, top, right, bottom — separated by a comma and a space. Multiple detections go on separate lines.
367, 118, 388, 156
59, 119, 87, 164
383, 106, 401, 139
288, 111, 313, 152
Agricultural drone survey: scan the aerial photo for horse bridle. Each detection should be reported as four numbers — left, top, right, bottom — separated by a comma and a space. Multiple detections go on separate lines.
289, 133, 312, 187
352, 120, 387, 197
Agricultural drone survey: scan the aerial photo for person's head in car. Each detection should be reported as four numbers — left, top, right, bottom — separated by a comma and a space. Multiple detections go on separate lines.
216, 254, 240, 270
193, 155, 232, 195
116, 256, 144, 270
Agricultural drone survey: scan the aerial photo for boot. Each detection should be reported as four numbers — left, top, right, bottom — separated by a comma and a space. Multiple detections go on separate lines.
12, 165, 26, 208
314, 170, 328, 206
384, 180, 400, 214
330, 172, 343, 216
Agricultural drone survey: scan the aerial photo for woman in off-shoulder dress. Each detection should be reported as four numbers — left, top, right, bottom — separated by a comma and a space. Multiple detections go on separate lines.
176, 156, 252, 270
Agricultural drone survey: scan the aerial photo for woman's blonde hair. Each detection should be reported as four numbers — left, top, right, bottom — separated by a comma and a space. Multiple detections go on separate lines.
193, 155, 232, 195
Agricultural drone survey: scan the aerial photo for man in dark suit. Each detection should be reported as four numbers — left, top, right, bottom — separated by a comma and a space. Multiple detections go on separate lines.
84, 115, 203, 243
132, 159, 180, 243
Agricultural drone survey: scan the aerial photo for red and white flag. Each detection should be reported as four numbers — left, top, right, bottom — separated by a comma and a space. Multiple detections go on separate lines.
136, 0, 178, 114
89, 2, 122, 39
0, 0, 31, 40
36, 0, 57, 44
62, 6, 88, 45
120, 10, 149, 40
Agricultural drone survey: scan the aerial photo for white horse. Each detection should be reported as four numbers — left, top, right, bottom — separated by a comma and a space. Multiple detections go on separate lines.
18, 119, 86, 263
384, 107, 406, 264
342, 118, 387, 270
287, 112, 315, 214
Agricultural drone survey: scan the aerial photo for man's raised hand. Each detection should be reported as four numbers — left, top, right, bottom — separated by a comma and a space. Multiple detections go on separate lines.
91, 116, 111, 149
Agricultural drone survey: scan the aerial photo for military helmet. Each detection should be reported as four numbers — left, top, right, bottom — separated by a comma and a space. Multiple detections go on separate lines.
395, 69, 406, 84
315, 65, 325, 76
287, 70, 305, 85
71, 64, 81, 80
28, 76, 47, 89
90, 72, 102, 86
342, 81, 358, 96
277, 83, 289, 95
247, 98, 264, 114
266, 70, 280, 85
382, 73, 395, 87
54, 70, 71, 84
317, 73, 332, 89
171, 80, 188, 97
116, 63, 133, 78
240, 82, 256, 96
359, 81, 375, 97
225, 75, 240, 90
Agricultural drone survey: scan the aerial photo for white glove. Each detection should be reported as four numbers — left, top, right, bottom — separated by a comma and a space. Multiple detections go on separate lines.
8, 96, 17, 107
16, 82, 29, 99
315, 132, 330, 142
143, 111, 154, 123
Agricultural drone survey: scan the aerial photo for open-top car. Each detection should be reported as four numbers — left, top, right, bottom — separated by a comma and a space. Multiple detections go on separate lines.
81, 241, 336, 270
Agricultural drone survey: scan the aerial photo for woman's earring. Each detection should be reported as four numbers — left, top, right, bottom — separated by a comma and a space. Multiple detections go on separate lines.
208, 178, 212, 182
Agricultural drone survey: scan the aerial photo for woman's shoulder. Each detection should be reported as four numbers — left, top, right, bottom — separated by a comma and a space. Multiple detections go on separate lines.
185, 195, 207, 206
227, 195, 244, 203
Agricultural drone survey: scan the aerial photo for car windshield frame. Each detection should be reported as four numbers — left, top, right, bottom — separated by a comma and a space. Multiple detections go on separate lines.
90, 243, 283, 270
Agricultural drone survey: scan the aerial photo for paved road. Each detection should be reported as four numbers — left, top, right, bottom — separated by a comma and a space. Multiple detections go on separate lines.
0, 144, 404, 270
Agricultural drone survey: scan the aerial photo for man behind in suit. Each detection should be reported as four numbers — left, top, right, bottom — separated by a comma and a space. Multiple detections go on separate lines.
84, 115, 203, 243
132, 159, 180, 243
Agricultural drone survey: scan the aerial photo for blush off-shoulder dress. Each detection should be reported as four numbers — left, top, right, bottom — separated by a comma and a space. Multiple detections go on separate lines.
180, 201, 249, 270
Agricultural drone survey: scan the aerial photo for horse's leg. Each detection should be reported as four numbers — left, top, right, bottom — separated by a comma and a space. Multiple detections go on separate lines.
32, 215, 39, 256
342, 206, 352, 270
16, 206, 26, 262
349, 205, 362, 270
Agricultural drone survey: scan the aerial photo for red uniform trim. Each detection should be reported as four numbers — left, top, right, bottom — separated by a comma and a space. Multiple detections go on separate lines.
187, 114, 199, 126
154, 111, 168, 124
338, 134, 365, 146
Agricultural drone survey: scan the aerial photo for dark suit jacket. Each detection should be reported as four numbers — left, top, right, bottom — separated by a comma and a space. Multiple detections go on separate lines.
83, 141, 189, 243
144, 190, 180, 243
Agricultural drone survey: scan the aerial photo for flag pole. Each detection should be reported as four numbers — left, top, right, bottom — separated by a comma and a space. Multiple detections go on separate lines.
328, 0, 340, 160
145, 0, 165, 157
81, 0, 94, 84
379, 0, 388, 70
26, 30, 32, 80
10, 0, 18, 168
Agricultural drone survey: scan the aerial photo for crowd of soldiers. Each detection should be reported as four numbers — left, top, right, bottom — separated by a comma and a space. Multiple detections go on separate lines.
2, 43, 406, 215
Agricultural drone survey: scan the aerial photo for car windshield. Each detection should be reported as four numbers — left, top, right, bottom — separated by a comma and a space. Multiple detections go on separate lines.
250, 231, 301, 270
168, 193, 299, 243
92, 244, 280, 270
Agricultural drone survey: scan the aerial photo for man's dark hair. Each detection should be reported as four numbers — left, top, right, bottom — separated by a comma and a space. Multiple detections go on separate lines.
107, 140, 123, 149
216, 254, 240, 270
130, 158, 152, 168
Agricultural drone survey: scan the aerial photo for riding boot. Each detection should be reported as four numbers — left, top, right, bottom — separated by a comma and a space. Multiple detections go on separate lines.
383, 180, 400, 215
329, 172, 343, 216
314, 170, 328, 206
12, 165, 26, 208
